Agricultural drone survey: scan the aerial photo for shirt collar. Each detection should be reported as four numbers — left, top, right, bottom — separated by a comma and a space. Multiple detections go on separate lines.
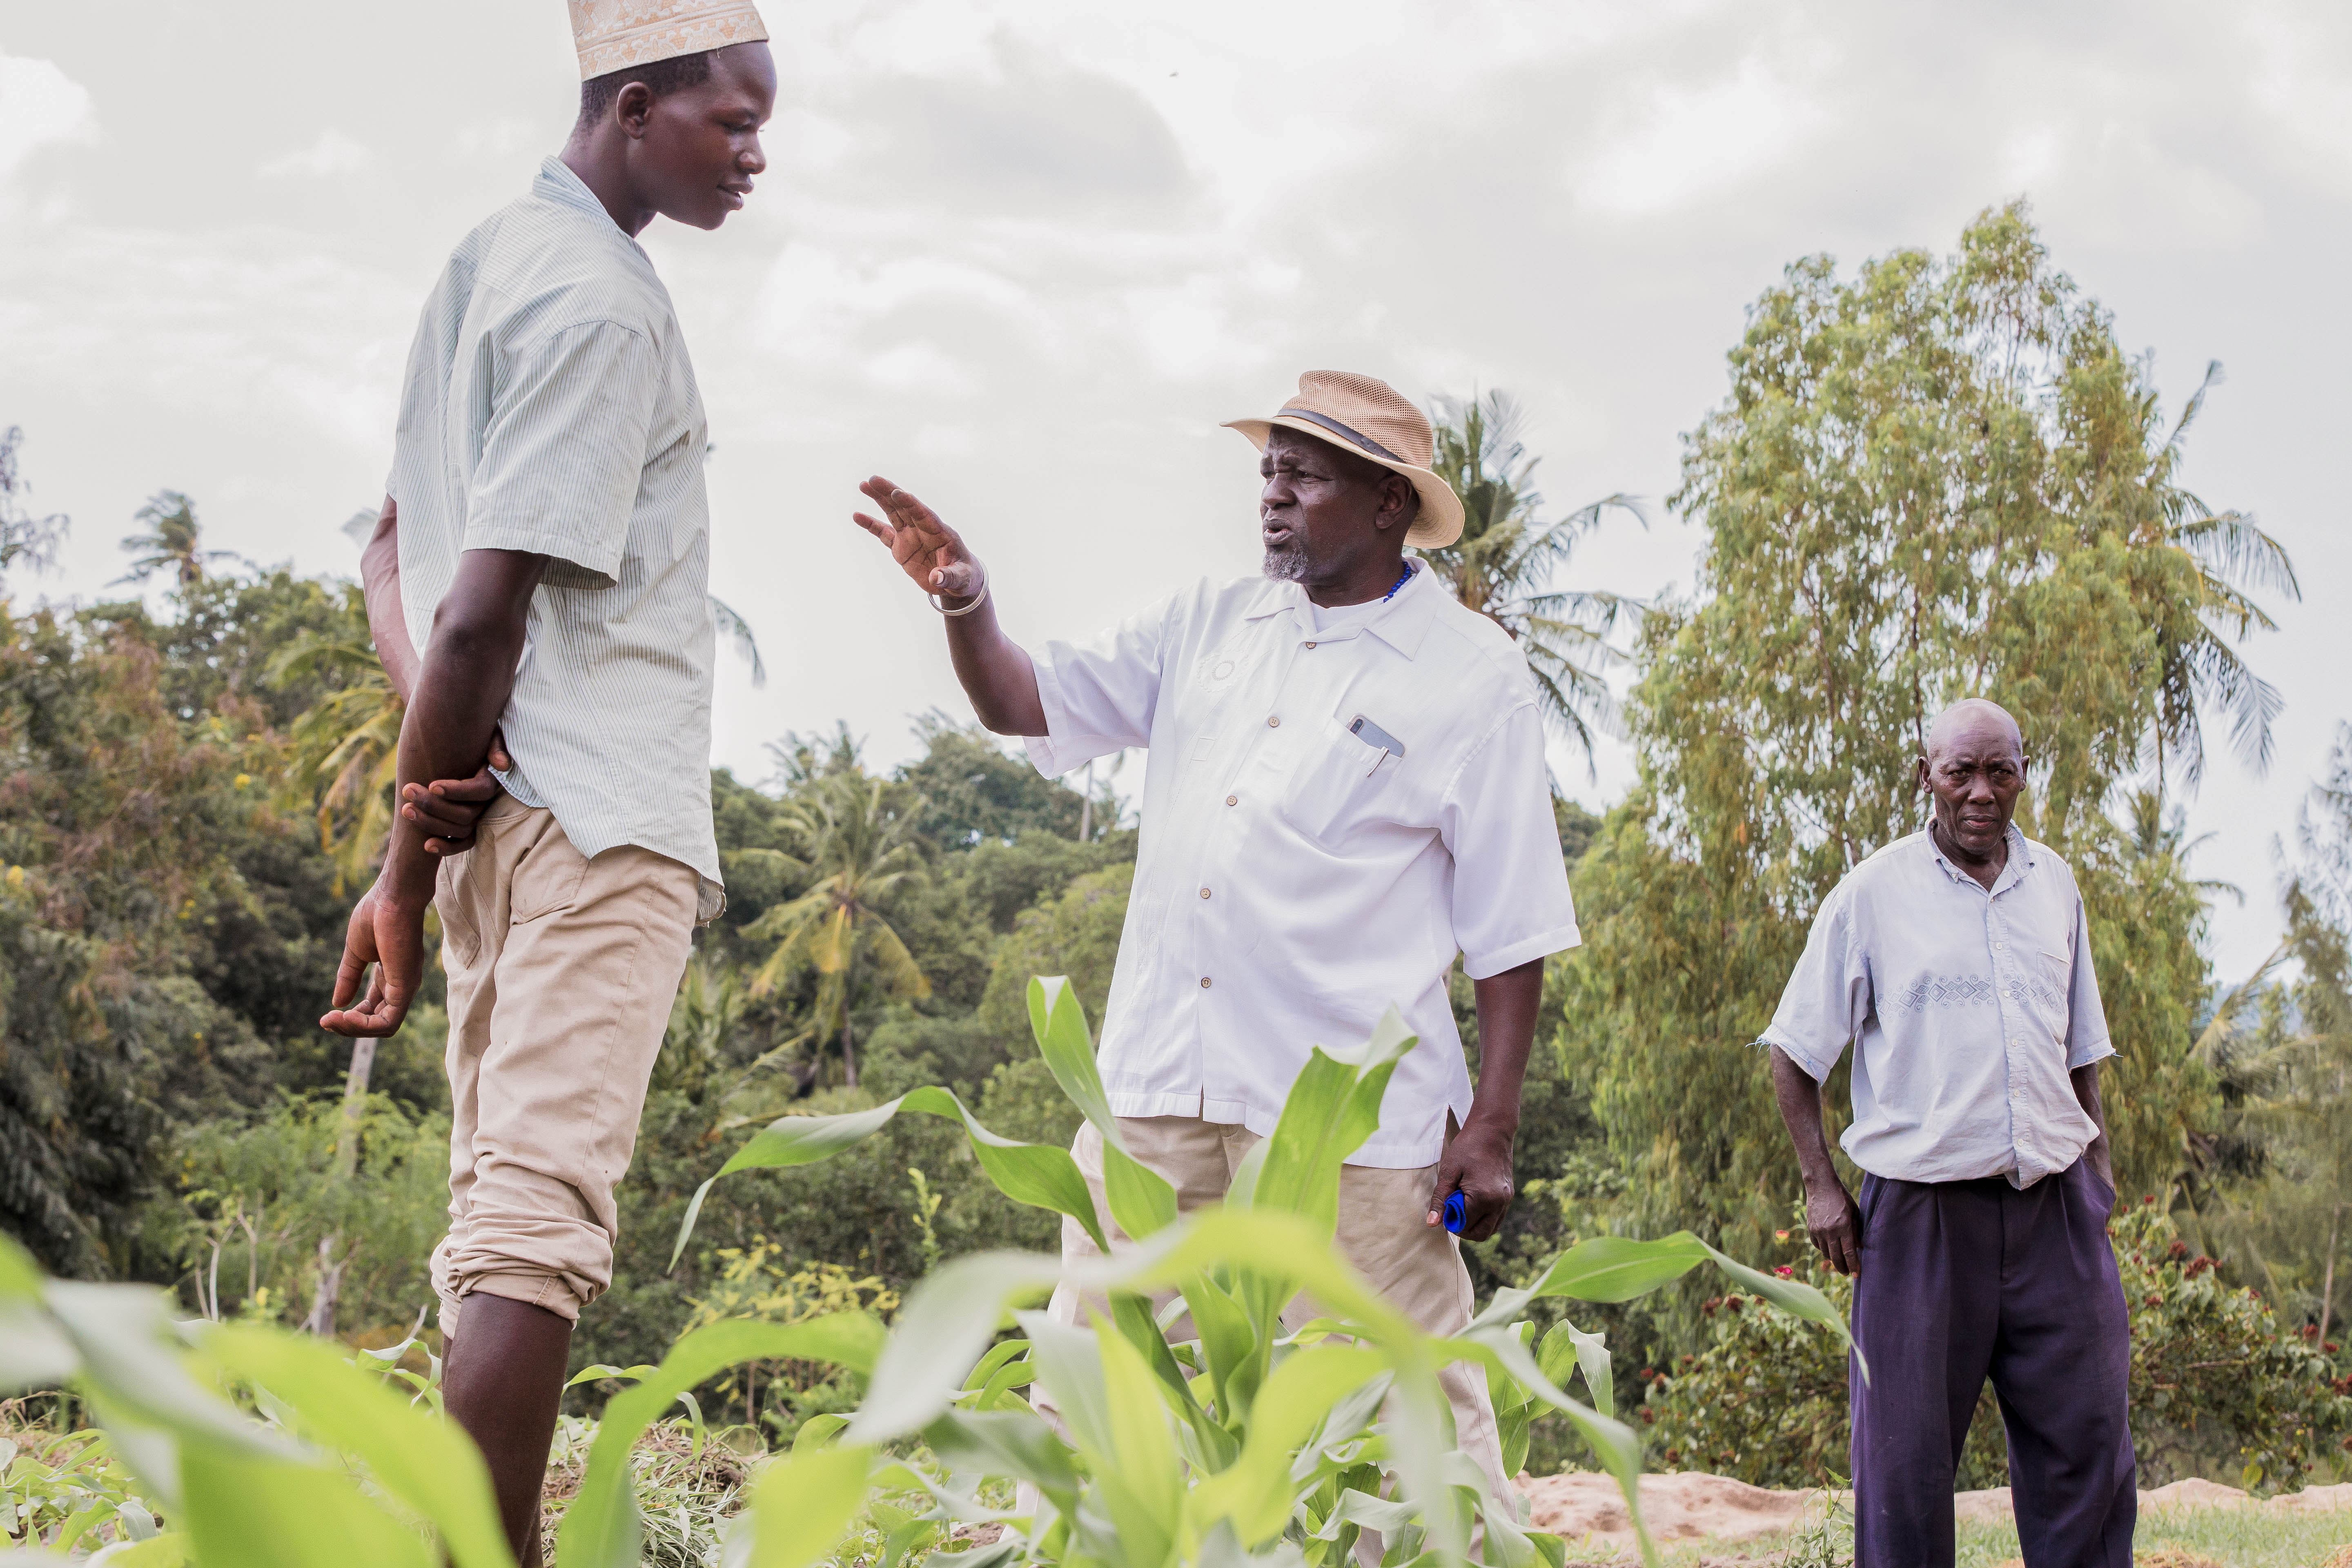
1922, 821, 2037, 894
1241, 559, 1439, 659
534, 155, 630, 233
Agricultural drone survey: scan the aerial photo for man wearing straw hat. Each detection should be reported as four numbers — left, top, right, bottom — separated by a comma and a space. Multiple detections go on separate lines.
319, 4, 773, 1557
852, 371, 1584, 1512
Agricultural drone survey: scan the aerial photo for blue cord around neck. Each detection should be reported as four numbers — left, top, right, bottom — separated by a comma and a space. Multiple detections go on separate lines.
1379, 561, 1413, 602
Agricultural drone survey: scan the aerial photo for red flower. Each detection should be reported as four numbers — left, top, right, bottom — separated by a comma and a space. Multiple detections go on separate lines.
2143, 1195, 2157, 1205
1775, 1266, 1794, 1278
1774, 1230, 1791, 1242
2145, 1294, 2162, 1307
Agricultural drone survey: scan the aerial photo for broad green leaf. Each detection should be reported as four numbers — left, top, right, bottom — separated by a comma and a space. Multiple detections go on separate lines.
1468, 1234, 1709, 1330
1188, 1345, 1387, 1546
1691, 1238, 1867, 1381
203, 1325, 512, 1568
1305, 1487, 1419, 1541
1537, 1320, 1613, 1420
1091, 1315, 1184, 1568
846, 1252, 1063, 1443
671, 1087, 1108, 1269
1027, 976, 1178, 1240
1110, 1293, 1234, 1470
0, 1301, 75, 1393
558, 1316, 882, 1568
1451, 1332, 1655, 1568
1251, 1016, 1418, 1234
177, 1445, 433, 1568
83, 1536, 185, 1567
746, 1441, 874, 1568
0, 1233, 44, 1299
921, 1408, 1082, 1501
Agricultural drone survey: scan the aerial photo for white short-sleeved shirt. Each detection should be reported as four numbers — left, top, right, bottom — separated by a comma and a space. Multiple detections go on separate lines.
387, 156, 720, 901
1760, 826, 2113, 1187
1023, 562, 1581, 1167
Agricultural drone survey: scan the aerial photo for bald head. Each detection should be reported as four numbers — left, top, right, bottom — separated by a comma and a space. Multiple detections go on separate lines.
1918, 698, 2027, 880
1925, 698, 2024, 769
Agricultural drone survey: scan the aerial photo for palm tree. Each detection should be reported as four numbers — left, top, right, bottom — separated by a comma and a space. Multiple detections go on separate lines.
0, 426, 67, 581
2142, 361, 2301, 784
742, 770, 930, 1088
1422, 392, 1644, 775
270, 633, 403, 895
115, 491, 236, 587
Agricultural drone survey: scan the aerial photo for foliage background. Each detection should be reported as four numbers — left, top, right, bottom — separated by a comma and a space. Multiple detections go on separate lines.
2, 205, 2346, 1494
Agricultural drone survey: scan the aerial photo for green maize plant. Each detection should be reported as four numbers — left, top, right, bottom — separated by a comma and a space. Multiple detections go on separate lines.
658, 978, 1860, 1568
0, 977, 1854, 1568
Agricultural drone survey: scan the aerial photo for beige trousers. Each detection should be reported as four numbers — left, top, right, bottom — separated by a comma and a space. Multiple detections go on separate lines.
1047, 1116, 1509, 1508
428, 797, 699, 1335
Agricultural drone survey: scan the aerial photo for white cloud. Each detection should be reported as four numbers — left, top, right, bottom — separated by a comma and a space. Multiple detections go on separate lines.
257, 128, 373, 180
1574, 54, 1831, 217
0, 49, 96, 180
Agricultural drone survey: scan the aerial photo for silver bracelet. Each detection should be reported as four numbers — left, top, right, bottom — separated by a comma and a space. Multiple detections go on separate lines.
929, 562, 989, 617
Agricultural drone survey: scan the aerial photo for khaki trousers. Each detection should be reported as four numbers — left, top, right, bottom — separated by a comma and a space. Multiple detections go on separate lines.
428, 798, 698, 1335
1046, 1116, 1509, 1510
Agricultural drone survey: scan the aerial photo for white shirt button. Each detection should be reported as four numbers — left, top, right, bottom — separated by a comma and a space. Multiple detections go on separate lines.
1225, 794, 1238, 806
1199, 887, 1212, 899
1200, 976, 1212, 989
1304, 641, 1317, 649
1267, 716, 1281, 728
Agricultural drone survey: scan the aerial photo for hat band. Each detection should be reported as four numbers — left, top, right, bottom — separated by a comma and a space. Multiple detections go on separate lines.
1275, 407, 1405, 464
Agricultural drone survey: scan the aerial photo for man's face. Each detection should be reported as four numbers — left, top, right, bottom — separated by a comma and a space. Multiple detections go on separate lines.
1920, 712, 2026, 860
633, 42, 777, 231
1258, 428, 1401, 588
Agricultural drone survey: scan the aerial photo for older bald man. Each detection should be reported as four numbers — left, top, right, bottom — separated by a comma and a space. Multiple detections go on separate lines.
1762, 699, 2132, 1568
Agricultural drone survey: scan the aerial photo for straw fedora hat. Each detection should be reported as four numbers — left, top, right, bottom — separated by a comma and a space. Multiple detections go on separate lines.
1224, 370, 1465, 549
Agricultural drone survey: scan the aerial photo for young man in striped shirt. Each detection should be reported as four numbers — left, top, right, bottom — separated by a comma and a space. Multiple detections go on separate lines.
321, 7, 772, 1559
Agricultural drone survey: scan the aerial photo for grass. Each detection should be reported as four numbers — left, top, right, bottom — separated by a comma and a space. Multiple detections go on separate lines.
1953, 1506, 2352, 1568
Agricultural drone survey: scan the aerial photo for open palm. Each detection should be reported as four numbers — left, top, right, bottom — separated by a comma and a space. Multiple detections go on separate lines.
853, 475, 982, 599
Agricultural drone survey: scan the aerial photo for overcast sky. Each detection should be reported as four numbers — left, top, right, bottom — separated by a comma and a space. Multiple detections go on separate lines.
2, 0, 2345, 978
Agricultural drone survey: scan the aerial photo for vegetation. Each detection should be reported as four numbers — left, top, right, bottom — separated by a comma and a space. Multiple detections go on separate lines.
1423, 391, 1644, 773
4, 199, 2350, 1562
0, 976, 1858, 1568
1644, 1201, 2352, 1493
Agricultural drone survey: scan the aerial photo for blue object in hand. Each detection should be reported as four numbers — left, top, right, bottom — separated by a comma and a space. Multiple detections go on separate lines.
1441, 1191, 1468, 1235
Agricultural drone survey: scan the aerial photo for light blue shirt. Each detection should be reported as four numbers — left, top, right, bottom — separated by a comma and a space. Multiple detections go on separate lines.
1762, 825, 2112, 1188
387, 156, 720, 902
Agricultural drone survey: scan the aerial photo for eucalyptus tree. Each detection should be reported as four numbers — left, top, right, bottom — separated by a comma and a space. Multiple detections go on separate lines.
1563, 203, 2294, 1258
1422, 392, 1643, 774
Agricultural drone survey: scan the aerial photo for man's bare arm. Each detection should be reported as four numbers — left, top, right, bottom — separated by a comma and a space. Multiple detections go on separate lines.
360, 497, 511, 854
1770, 1044, 1863, 1275
361, 497, 421, 704
322, 547, 547, 1036
852, 477, 1046, 735
1427, 957, 1544, 1243
2071, 1060, 2115, 1193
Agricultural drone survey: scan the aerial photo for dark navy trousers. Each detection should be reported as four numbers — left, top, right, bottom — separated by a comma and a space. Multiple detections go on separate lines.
1849, 1158, 2135, 1568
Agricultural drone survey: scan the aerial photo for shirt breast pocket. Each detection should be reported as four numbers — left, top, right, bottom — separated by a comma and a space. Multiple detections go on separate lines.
1278, 714, 1405, 848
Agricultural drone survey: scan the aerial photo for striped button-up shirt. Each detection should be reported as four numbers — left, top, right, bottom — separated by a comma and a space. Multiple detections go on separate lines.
387, 156, 719, 902
1761, 825, 2113, 1188
1022, 564, 1581, 1168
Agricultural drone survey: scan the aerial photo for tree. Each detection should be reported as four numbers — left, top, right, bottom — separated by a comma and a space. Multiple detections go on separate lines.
0, 426, 68, 581
114, 491, 236, 587
742, 770, 931, 1088
1560, 204, 2289, 1274
1422, 391, 1644, 773
270, 631, 403, 894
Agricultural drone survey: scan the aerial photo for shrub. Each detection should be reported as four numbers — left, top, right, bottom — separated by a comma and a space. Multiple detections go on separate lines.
1643, 1200, 2352, 1493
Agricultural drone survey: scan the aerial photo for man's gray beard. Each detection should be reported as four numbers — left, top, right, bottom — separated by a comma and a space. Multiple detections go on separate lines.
1261, 545, 1310, 583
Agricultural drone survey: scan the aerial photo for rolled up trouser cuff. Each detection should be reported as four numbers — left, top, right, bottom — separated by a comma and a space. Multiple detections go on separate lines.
434, 1267, 588, 1339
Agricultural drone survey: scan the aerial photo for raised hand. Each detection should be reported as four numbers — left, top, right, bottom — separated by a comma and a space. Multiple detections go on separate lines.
853, 476, 982, 601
